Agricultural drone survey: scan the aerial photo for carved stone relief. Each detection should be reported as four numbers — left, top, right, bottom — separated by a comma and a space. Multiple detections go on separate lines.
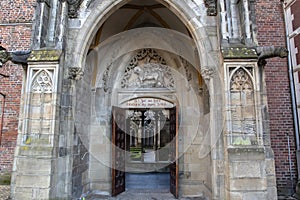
121, 63, 174, 89
201, 66, 215, 80
204, 0, 217, 16
67, 0, 84, 18
256, 46, 288, 66
68, 67, 84, 80
31, 70, 53, 93
180, 57, 192, 81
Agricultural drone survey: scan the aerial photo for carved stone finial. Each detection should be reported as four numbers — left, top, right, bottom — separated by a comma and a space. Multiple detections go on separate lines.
68, 67, 84, 80
67, 0, 84, 18
256, 46, 288, 66
204, 0, 217, 16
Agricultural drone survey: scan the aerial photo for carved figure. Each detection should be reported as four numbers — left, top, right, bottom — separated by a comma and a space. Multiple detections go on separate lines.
0, 46, 11, 67
0, 45, 31, 67
256, 46, 288, 61
133, 65, 166, 88
67, 0, 84, 18
204, 0, 217, 16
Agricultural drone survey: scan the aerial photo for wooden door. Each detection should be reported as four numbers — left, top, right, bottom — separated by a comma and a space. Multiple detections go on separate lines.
112, 106, 126, 196
169, 106, 178, 198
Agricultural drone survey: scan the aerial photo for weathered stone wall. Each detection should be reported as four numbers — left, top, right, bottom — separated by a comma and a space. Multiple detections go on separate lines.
256, 0, 298, 195
0, 0, 35, 174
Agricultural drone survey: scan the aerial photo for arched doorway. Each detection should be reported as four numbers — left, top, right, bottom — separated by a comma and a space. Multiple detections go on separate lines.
71, 0, 223, 199
111, 104, 178, 197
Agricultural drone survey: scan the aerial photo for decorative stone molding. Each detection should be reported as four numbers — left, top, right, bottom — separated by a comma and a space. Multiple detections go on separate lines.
222, 47, 257, 59
28, 50, 62, 62
204, 0, 217, 16
68, 67, 84, 80
67, 0, 84, 18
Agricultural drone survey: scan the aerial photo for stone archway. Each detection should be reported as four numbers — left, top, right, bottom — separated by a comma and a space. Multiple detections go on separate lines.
68, 0, 224, 199
79, 29, 217, 198
11, 1, 225, 199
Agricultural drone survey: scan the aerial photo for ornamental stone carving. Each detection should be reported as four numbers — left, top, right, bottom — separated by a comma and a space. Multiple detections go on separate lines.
67, 0, 84, 18
201, 67, 215, 80
204, 0, 217, 16
68, 67, 84, 80
103, 49, 168, 91
121, 63, 175, 89
0, 46, 31, 67
31, 70, 53, 93
256, 46, 288, 66
0, 46, 11, 67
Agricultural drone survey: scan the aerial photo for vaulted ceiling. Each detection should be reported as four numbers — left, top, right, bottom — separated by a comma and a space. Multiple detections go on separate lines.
89, 0, 191, 49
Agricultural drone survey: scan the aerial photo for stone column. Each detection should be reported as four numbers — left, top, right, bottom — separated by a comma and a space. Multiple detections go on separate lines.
11, 50, 64, 199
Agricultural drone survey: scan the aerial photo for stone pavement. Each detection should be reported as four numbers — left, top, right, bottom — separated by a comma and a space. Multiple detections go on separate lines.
1, 185, 299, 200
0, 185, 10, 200
85, 190, 207, 200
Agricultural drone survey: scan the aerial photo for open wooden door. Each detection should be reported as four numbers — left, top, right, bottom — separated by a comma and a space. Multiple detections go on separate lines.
112, 106, 126, 196
169, 106, 178, 198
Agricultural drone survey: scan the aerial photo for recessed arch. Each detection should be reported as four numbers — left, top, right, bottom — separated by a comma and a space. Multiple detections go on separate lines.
66, 0, 215, 73
69, 0, 222, 199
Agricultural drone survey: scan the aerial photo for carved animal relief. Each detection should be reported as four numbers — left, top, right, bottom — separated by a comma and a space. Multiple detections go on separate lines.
120, 49, 174, 89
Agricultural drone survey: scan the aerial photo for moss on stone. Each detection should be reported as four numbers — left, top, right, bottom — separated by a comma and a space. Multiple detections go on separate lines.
28, 50, 62, 62
0, 173, 11, 185
222, 47, 258, 59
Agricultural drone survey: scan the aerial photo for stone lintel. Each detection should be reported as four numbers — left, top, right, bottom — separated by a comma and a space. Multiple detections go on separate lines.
28, 50, 62, 62
227, 146, 265, 161
222, 47, 258, 59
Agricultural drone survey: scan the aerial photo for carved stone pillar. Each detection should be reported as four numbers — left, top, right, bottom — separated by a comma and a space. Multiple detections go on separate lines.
11, 50, 66, 199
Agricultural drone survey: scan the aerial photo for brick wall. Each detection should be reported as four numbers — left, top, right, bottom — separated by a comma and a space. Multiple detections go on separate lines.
256, 0, 298, 194
0, 0, 35, 174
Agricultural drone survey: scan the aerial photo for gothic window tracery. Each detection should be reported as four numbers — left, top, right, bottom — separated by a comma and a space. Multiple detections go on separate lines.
31, 70, 53, 93
229, 67, 257, 145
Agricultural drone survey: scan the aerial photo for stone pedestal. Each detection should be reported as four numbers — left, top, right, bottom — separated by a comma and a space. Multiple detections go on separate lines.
226, 147, 277, 200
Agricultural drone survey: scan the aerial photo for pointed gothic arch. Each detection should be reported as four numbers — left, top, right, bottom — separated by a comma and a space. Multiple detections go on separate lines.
66, 0, 217, 74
